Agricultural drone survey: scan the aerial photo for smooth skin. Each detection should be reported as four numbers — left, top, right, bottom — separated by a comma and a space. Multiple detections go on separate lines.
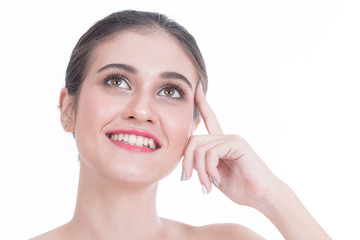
32, 30, 331, 240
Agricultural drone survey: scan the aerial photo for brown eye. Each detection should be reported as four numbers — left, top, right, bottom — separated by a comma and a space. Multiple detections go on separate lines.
105, 76, 130, 89
111, 79, 122, 86
164, 87, 175, 97
158, 86, 182, 99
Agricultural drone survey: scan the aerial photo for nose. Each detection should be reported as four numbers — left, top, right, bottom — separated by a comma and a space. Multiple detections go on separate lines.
123, 92, 158, 124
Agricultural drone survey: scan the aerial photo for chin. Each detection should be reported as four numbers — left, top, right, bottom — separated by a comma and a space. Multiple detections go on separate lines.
90, 154, 181, 186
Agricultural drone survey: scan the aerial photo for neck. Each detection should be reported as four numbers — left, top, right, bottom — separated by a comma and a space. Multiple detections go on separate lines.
69, 161, 163, 239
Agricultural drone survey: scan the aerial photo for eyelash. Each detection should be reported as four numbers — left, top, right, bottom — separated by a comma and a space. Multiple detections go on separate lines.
160, 82, 188, 99
103, 72, 131, 89
103, 73, 188, 99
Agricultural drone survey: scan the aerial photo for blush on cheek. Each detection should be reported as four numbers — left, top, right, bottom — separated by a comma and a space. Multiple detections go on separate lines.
167, 110, 194, 145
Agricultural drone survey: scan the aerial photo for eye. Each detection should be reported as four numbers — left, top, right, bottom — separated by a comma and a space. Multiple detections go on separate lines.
105, 75, 131, 89
159, 86, 182, 99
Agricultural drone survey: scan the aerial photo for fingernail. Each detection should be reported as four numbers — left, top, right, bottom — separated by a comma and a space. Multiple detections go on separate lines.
181, 169, 186, 181
201, 185, 208, 195
211, 177, 219, 188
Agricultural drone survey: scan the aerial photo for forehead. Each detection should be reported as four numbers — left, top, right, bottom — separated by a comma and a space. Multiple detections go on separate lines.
87, 30, 199, 86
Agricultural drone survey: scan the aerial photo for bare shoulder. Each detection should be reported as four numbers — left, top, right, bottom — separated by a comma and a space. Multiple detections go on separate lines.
194, 223, 265, 240
30, 223, 71, 240
161, 218, 264, 240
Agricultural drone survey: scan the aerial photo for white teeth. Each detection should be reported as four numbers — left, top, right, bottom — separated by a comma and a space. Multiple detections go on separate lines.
149, 138, 155, 149
129, 135, 136, 145
143, 137, 149, 146
119, 133, 124, 141
136, 136, 143, 147
110, 133, 157, 149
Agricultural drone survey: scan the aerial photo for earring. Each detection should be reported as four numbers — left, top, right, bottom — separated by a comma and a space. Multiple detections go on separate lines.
63, 124, 67, 129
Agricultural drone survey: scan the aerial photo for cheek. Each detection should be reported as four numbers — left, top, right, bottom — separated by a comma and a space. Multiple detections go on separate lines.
159, 102, 195, 152
74, 88, 123, 161
76, 92, 118, 131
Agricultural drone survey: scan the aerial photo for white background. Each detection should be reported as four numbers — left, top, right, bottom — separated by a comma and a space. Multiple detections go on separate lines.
1, 0, 359, 239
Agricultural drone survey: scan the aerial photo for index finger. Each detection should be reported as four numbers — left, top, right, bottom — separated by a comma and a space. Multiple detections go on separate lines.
195, 83, 223, 135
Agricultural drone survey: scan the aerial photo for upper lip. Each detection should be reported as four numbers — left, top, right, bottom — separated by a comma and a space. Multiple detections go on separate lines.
106, 129, 162, 148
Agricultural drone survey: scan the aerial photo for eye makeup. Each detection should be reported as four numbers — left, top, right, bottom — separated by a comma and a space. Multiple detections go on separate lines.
158, 81, 189, 100
100, 71, 191, 101
102, 71, 132, 90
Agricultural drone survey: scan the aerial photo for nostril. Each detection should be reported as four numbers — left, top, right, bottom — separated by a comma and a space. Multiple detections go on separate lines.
124, 110, 157, 123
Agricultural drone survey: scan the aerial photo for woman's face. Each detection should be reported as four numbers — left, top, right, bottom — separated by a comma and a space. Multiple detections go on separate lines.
68, 30, 199, 184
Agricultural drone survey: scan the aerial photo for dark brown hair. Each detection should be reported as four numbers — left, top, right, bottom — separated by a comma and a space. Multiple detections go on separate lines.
65, 10, 207, 118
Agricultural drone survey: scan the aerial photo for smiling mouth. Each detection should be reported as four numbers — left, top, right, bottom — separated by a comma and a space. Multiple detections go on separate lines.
108, 133, 158, 150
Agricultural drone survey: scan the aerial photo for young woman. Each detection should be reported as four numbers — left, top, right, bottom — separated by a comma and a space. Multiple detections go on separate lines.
32, 10, 331, 239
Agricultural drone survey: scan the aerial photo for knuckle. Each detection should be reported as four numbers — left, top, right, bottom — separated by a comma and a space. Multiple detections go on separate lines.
182, 158, 192, 168
194, 145, 207, 158
186, 135, 199, 148
205, 162, 216, 173
205, 152, 219, 169
206, 147, 218, 159
194, 153, 204, 168
229, 134, 247, 144
183, 149, 193, 163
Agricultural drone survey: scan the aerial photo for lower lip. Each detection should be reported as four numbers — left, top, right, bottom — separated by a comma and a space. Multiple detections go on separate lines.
109, 138, 157, 153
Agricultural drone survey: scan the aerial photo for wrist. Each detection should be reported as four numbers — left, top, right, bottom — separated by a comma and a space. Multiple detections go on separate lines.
252, 178, 332, 239
252, 177, 293, 215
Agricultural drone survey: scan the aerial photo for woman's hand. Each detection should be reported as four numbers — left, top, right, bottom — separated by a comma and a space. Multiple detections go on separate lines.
182, 83, 332, 239
182, 83, 279, 208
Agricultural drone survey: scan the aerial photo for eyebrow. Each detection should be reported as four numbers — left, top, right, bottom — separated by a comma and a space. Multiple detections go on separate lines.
97, 63, 193, 91
98, 63, 138, 74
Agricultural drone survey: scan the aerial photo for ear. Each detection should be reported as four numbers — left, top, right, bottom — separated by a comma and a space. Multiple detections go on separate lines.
191, 118, 201, 135
59, 87, 75, 132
